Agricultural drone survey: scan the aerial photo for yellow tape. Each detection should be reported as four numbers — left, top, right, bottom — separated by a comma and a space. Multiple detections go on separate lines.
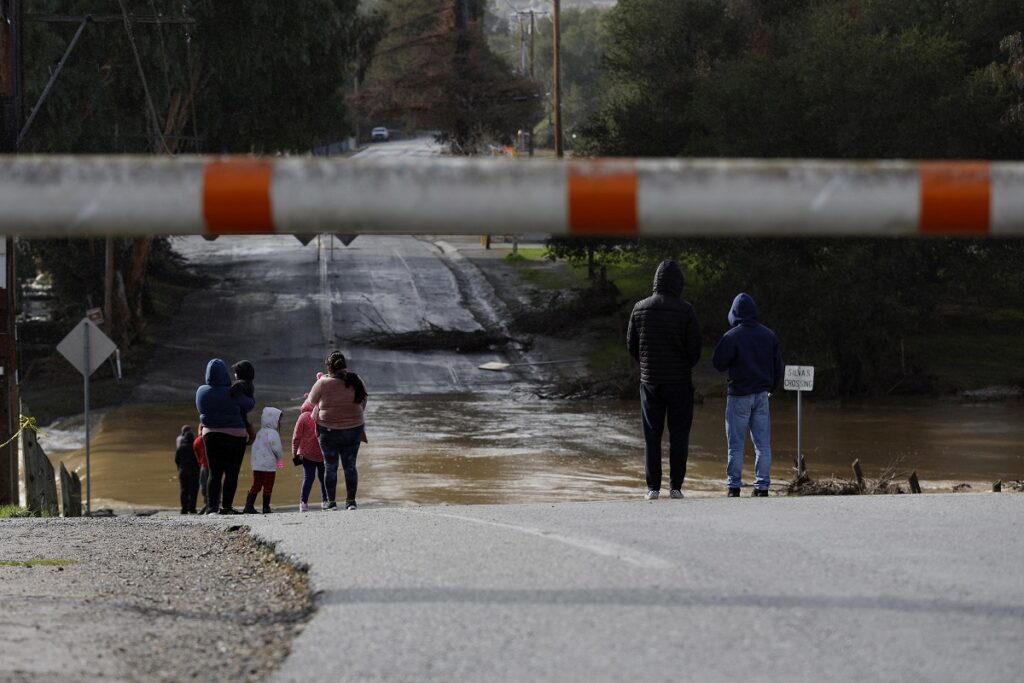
0, 415, 49, 450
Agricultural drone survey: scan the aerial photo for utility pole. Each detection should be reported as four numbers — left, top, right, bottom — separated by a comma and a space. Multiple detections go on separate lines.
104, 238, 114, 339
529, 10, 535, 80
552, 0, 563, 158
0, 0, 22, 505
518, 13, 527, 75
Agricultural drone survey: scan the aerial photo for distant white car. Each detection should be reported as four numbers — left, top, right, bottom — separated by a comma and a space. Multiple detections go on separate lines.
371, 127, 389, 142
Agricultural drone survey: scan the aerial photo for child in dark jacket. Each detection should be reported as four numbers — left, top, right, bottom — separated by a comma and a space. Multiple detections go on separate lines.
174, 425, 199, 514
231, 360, 257, 444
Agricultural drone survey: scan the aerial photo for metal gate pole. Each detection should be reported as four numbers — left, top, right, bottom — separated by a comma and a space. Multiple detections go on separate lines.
797, 389, 803, 476
83, 321, 90, 515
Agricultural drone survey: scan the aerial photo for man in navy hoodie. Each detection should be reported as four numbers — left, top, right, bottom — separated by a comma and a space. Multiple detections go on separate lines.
627, 260, 702, 500
712, 293, 783, 497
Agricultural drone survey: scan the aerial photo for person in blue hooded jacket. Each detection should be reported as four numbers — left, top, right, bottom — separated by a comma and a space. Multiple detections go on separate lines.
712, 293, 783, 497
196, 358, 256, 514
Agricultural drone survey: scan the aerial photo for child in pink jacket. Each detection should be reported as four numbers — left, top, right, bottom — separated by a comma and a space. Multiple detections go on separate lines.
293, 398, 328, 512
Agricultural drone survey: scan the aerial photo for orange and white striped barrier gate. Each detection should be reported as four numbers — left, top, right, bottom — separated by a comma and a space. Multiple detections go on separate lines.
0, 156, 1020, 238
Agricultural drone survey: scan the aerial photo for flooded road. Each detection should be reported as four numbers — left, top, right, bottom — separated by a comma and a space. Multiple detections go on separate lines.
34, 229, 1022, 509
43, 395, 1024, 508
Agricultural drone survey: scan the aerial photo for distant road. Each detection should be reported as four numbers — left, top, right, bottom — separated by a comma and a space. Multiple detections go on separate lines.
244, 493, 1024, 683
144, 134, 526, 400
354, 135, 443, 158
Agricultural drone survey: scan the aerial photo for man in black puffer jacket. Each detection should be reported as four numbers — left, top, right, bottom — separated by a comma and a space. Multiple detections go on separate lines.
627, 260, 702, 500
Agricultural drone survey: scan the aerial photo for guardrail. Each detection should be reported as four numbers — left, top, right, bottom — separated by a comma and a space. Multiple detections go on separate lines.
0, 156, 1021, 237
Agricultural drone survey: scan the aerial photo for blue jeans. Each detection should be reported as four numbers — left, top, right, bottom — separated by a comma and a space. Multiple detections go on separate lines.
725, 392, 772, 490
300, 459, 328, 504
640, 382, 694, 491
317, 425, 362, 504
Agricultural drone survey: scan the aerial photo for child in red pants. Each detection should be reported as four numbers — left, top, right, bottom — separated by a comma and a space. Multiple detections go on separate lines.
243, 406, 283, 514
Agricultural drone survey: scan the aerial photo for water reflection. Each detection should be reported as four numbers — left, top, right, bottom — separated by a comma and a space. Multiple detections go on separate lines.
43, 395, 1024, 508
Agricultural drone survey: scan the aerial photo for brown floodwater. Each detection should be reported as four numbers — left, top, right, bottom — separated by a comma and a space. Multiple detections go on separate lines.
41, 394, 1024, 509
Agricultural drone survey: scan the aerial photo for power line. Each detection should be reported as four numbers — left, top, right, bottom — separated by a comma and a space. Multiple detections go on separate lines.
116, 0, 173, 155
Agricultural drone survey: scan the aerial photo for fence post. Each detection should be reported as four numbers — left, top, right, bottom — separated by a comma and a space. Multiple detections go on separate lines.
20, 425, 58, 515
59, 461, 81, 517
908, 471, 922, 494
852, 459, 866, 493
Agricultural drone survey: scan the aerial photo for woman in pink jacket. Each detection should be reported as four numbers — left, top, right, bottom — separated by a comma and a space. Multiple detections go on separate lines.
307, 351, 367, 510
293, 398, 329, 512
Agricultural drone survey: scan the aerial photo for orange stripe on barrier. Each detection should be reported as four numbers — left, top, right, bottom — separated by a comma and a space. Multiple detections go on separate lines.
568, 161, 638, 236
202, 158, 275, 234
919, 162, 990, 235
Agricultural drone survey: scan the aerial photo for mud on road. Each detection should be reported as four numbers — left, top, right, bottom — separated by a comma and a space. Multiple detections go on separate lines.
0, 518, 312, 683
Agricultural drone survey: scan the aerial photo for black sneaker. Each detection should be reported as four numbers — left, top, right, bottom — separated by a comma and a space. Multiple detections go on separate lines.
752, 489, 769, 497
326, 501, 338, 510
727, 488, 741, 497
345, 501, 357, 510
219, 508, 242, 515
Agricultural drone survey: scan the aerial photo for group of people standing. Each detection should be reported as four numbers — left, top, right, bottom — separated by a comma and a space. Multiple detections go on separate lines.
175, 259, 779, 511
627, 260, 784, 499
174, 351, 367, 514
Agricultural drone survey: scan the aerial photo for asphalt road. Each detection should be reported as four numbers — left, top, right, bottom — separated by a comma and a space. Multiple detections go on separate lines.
239, 493, 1024, 683
146, 231, 525, 401
144, 135, 527, 401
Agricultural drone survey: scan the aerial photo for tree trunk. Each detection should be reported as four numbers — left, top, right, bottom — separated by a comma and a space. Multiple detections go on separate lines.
124, 237, 153, 340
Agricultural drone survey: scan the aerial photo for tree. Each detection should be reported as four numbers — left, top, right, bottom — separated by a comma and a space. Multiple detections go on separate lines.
18, 0, 379, 342
546, 236, 634, 284
356, 0, 542, 153
575, 0, 1024, 395
21, 0, 375, 154
487, 6, 607, 151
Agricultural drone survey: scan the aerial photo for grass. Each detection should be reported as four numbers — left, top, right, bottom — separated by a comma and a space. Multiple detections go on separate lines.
505, 249, 584, 290
507, 250, 1023, 397
0, 559, 77, 567
0, 505, 34, 518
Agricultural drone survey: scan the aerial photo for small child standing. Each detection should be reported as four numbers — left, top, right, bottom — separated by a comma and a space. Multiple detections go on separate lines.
174, 425, 199, 514
231, 360, 257, 444
243, 406, 283, 514
193, 430, 211, 514
293, 398, 328, 513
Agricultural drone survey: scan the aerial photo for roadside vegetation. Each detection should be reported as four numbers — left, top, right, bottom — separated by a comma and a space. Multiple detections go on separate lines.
357, 0, 541, 154
0, 559, 77, 567
0, 505, 34, 519
15, 0, 386, 423
493, 0, 1024, 399
504, 241, 1024, 400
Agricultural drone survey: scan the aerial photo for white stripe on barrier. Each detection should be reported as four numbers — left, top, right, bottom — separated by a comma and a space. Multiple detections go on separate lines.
272, 157, 567, 236
992, 164, 1024, 237
637, 160, 919, 236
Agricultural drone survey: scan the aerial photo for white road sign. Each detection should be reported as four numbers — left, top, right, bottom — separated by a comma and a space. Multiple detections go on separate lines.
784, 365, 814, 391
57, 318, 117, 377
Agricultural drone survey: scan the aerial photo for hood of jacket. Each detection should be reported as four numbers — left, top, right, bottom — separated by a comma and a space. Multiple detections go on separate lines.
653, 260, 684, 297
180, 424, 192, 437
205, 359, 230, 387
260, 406, 282, 430
300, 399, 314, 413
728, 293, 758, 326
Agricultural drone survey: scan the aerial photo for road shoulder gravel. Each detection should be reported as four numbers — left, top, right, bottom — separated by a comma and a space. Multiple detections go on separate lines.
0, 518, 312, 683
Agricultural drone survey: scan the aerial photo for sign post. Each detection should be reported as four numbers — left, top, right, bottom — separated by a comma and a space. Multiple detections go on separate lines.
783, 365, 814, 476
56, 317, 117, 515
